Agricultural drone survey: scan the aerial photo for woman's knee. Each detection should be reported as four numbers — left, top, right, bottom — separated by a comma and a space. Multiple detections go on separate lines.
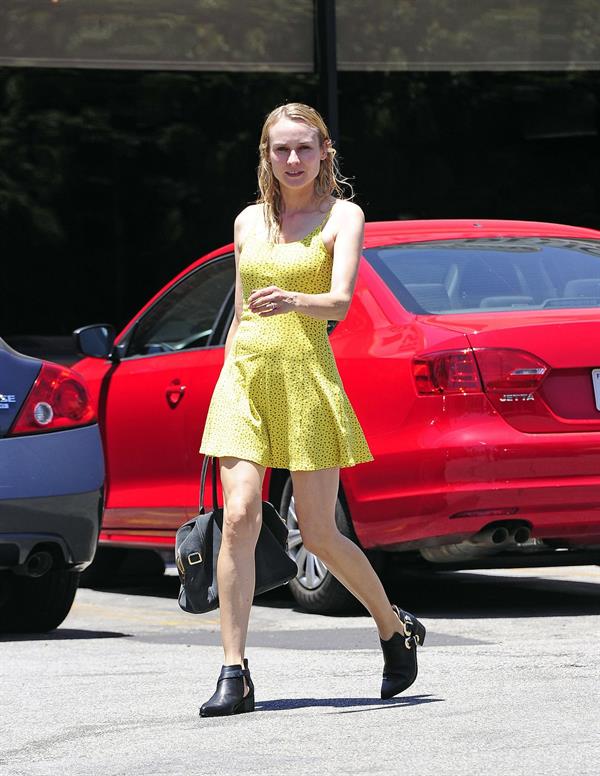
301, 526, 339, 557
222, 496, 261, 543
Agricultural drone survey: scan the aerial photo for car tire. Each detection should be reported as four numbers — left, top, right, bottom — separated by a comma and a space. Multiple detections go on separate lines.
280, 475, 386, 614
0, 569, 80, 633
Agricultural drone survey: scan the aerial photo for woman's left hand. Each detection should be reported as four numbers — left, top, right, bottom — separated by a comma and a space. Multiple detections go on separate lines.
248, 285, 296, 316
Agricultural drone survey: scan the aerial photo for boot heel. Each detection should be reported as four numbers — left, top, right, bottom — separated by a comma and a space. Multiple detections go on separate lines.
236, 688, 255, 714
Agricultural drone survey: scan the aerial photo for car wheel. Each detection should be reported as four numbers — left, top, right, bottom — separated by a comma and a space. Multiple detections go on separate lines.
280, 475, 385, 614
0, 569, 80, 633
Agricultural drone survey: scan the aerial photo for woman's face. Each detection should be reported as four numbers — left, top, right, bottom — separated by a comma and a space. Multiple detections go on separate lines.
268, 117, 327, 191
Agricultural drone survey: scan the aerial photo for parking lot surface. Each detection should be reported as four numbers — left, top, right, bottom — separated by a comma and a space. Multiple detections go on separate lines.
1, 564, 599, 776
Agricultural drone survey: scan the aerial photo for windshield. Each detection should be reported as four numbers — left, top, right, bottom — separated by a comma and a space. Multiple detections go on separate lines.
364, 237, 600, 314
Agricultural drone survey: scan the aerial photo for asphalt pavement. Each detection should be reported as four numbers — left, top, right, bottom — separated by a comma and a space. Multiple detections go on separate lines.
1, 564, 599, 776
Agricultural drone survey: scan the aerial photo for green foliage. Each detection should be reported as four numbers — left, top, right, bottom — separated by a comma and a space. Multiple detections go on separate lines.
1, 65, 599, 338
0, 1, 313, 70
0, 67, 318, 334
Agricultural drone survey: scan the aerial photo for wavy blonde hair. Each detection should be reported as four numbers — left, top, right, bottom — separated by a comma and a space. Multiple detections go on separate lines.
256, 103, 353, 240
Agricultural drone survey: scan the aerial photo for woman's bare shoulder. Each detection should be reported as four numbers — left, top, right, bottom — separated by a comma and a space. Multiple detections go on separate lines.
332, 198, 364, 221
329, 199, 365, 235
235, 203, 261, 230
234, 204, 262, 245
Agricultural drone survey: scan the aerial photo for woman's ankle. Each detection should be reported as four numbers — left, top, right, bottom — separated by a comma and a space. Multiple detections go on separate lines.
377, 606, 404, 641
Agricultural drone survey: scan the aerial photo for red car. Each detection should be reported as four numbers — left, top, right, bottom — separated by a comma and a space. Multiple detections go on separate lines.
74, 219, 600, 612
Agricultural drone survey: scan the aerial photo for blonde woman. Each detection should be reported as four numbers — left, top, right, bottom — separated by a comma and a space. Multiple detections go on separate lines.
198, 103, 426, 716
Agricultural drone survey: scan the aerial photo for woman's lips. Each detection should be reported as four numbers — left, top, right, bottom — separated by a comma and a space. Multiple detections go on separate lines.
285, 171, 304, 177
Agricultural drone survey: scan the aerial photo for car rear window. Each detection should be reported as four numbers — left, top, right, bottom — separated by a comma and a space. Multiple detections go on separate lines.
364, 237, 600, 314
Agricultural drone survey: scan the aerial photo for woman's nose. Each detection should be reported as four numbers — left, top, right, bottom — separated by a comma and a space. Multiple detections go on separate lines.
287, 149, 300, 164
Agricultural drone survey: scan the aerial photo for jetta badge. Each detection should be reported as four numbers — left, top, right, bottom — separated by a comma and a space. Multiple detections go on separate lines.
499, 393, 535, 402
0, 393, 16, 410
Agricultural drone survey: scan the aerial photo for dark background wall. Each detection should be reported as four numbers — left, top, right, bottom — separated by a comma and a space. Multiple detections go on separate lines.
1, 67, 599, 343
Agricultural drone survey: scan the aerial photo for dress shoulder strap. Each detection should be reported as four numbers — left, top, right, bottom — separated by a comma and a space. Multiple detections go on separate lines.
305, 202, 336, 240
317, 202, 336, 231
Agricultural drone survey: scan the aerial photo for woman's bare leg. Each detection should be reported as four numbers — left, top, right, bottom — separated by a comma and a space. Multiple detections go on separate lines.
290, 467, 404, 641
217, 457, 266, 692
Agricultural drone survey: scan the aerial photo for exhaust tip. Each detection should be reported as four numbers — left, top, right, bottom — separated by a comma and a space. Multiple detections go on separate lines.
512, 526, 531, 544
470, 525, 510, 546
491, 527, 510, 544
24, 551, 53, 578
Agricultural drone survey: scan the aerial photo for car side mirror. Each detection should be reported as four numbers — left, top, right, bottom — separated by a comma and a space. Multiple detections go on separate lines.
73, 324, 117, 359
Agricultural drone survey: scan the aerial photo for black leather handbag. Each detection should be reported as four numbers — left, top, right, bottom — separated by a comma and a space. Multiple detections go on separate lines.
175, 455, 298, 614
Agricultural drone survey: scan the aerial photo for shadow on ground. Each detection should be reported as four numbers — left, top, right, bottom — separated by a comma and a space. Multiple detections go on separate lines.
255, 694, 443, 712
84, 561, 600, 619
0, 629, 130, 642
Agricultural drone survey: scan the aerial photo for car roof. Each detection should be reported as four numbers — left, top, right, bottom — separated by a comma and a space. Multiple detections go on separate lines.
362, 219, 600, 248
124, 218, 600, 335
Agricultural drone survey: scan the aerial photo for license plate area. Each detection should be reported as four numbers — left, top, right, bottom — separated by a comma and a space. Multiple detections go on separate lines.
592, 369, 600, 411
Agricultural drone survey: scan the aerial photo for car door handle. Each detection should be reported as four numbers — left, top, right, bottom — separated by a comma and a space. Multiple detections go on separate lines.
166, 381, 186, 408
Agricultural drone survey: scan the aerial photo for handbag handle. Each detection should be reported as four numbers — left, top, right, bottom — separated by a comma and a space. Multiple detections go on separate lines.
199, 455, 220, 514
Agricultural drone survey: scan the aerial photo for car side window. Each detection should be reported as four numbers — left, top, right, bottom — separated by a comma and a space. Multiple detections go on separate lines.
126, 256, 235, 357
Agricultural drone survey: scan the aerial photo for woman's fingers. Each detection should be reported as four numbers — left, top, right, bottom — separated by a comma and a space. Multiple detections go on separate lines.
248, 285, 278, 304
248, 286, 282, 313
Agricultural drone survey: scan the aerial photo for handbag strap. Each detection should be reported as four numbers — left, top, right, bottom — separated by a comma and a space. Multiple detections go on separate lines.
199, 455, 220, 514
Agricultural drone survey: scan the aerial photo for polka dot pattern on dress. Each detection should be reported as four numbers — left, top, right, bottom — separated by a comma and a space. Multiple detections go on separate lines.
199, 207, 374, 471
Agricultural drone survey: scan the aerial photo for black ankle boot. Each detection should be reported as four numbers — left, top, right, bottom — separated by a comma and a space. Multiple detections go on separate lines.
242, 657, 254, 697
199, 659, 255, 717
380, 605, 427, 700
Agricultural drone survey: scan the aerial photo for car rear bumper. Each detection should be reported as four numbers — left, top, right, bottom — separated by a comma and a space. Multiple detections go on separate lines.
348, 411, 600, 551
0, 425, 105, 568
0, 490, 104, 568
356, 478, 600, 549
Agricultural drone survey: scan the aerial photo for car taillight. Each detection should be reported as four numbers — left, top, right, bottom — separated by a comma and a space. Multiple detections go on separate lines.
413, 347, 549, 397
9, 362, 96, 435
473, 348, 549, 393
413, 349, 482, 394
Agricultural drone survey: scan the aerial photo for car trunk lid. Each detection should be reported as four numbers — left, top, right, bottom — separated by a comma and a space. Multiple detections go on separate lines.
421, 311, 600, 432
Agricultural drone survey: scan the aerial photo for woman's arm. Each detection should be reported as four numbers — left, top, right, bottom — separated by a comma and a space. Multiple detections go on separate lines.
248, 201, 365, 322
223, 315, 239, 362
291, 201, 364, 320
223, 206, 254, 359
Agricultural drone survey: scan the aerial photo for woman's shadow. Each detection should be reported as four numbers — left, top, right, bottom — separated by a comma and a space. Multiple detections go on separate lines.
256, 694, 442, 713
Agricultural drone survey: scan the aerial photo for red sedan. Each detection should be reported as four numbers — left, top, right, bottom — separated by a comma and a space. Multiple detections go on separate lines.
73, 219, 600, 612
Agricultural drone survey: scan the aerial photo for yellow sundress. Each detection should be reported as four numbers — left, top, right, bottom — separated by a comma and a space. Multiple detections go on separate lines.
198, 207, 374, 471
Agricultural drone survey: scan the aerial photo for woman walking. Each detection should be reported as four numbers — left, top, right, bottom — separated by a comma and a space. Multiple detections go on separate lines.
198, 103, 426, 716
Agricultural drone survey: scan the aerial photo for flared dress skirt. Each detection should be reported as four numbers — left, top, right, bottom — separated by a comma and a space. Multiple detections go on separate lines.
199, 217, 374, 471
